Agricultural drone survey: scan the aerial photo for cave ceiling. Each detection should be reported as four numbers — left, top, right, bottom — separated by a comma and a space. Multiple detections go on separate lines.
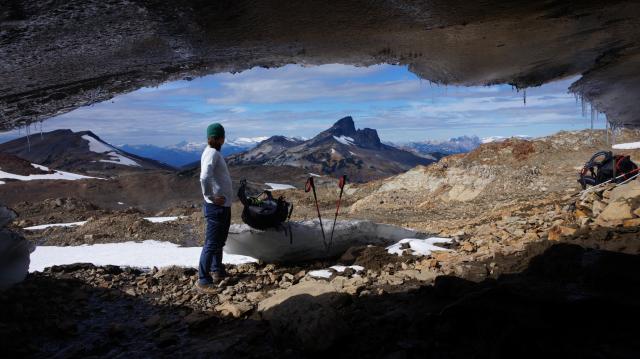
1, 0, 640, 130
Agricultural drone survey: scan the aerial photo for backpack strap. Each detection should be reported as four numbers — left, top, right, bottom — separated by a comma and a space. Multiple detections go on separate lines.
237, 179, 250, 206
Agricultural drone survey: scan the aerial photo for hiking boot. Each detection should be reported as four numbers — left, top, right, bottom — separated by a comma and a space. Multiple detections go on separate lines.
211, 272, 229, 287
195, 282, 218, 294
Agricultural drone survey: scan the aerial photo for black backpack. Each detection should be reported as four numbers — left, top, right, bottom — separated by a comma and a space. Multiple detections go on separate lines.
578, 151, 638, 189
237, 179, 293, 230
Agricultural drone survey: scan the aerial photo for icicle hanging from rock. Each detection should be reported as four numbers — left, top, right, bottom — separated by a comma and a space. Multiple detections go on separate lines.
26, 123, 31, 152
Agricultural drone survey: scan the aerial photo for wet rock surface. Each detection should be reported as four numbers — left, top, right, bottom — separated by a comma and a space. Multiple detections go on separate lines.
2, 1, 640, 128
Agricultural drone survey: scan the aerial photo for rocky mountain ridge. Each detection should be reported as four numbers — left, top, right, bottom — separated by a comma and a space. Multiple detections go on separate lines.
0, 129, 173, 176
228, 117, 435, 182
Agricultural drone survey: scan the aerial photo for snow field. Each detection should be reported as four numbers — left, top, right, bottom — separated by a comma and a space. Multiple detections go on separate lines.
29, 240, 258, 273
0, 163, 99, 182
82, 135, 141, 167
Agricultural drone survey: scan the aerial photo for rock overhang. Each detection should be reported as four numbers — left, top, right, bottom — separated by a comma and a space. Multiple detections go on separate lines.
2, 0, 640, 129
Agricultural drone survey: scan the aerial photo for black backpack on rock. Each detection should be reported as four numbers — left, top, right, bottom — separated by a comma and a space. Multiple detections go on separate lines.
578, 151, 638, 189
237, 179, 293, 230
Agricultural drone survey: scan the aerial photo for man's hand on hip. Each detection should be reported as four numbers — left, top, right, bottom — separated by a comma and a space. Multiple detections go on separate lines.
213, 196, 226, 206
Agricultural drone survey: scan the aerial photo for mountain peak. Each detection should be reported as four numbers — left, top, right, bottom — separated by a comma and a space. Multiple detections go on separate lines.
328, 116, 356, 135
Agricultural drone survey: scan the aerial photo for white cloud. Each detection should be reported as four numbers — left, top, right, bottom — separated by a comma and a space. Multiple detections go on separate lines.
0, 64, 594, 146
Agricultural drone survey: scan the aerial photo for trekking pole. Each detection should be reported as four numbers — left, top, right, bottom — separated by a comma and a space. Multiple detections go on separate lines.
328, 175, 347, 250
305, 177, 327, 249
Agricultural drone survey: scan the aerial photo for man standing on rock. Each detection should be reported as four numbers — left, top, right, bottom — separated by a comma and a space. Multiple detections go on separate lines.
197, 123, 233, 293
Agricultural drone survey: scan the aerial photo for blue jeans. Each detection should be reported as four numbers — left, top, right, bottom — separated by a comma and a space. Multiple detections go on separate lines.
198, 202, 231, 284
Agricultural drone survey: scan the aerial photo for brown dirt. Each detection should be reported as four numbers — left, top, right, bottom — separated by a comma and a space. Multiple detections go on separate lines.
353, 246, 402, 271
0, 152, 51, 176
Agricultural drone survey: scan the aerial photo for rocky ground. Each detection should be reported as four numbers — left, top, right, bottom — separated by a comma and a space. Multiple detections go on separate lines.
2, 243, 639, 358
2, 129, 640, 357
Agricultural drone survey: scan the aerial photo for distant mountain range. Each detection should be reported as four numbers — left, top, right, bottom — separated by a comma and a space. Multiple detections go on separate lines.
397, 134, 532, 157
398, 135, 482, 156
0, 129, 172, 176
227, 116, 436, 182
119, 137, 269, 167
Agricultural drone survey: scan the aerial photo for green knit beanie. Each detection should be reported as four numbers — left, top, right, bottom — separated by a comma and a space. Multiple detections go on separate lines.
206, 123, 225, 139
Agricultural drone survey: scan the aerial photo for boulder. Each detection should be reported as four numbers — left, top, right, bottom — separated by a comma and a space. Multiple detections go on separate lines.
598, 200, 634, 222
606, 180, 640, 202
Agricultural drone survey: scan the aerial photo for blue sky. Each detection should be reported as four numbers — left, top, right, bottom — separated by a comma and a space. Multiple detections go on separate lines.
1, 64, 604, 146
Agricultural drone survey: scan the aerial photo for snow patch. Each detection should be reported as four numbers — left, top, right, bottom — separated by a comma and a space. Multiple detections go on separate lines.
612, 142, 640, 150
83, 135, 142, 167
334, 135, 355, 146
24, 216, 181, 230
266, 183, 296, 190
144, 216, 183, 223
117, 202, 125, 205
386, 237, 452, 256
309, 173, 322, 177
24, 221, 88, 231
309, 265, 365, 278
0, 163, 99, 182
29, 240, 258, 272
0, 181, 5, 185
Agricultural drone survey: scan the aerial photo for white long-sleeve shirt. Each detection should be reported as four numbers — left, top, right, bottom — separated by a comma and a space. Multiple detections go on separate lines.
200, 146, 233, 207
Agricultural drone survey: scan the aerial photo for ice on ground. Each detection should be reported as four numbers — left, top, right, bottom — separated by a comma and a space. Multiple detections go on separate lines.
333, 135, 355, 146
0, 181, 4, 185
143, 216, 182, 223
225, 219, 422, 262
29, 240, 258, 272
117, 202, 125, 205
309, 173, 322, 177
308, 265, 365, 279
83, 134, 141, 167
265, 183, 296, 190
0, 163, 99, 182
23, 221, 88, 231
613, 142, 640, 150
386, 237, 452, 256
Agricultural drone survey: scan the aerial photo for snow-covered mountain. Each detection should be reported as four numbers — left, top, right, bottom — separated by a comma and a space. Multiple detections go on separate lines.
120, 137, 267, 167
481, 135, 532, 143
228, 116, 435, 182
0, 130, 172, 175
400, 135, 482, 156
